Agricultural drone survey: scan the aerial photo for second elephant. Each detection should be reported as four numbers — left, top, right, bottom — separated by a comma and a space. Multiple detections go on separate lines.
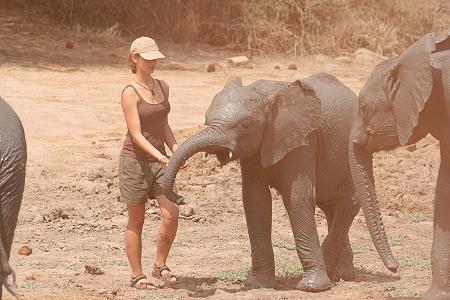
0, 97, 27, 299
163, 73, 362, 292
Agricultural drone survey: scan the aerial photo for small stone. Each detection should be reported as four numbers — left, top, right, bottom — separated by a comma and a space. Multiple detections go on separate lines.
110, 289, 119, 295
180, 206, 195, 218
98, 289, 107, 295
227, 55, 250, 67
85, 264, 104, 275
206, 63, 216, 72
406, 144, 417, 152
42, 208, 69, 222
18, 245, 32, 256
335, 56, 352, 63
274, 65, 280, 69
288, 63, 297, 70
25, 273, 37, 281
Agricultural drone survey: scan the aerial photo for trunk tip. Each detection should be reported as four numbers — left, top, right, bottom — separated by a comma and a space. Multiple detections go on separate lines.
386, 259, 400, 273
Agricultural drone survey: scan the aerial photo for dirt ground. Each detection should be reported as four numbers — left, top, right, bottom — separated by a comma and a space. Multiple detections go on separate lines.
0, 11, 440, 300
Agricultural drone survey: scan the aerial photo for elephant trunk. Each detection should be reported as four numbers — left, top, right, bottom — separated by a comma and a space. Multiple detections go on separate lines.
349, 138, 399, 273
162, 128, 221, 199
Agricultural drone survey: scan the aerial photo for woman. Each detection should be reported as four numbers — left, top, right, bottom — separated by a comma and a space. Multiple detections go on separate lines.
119, 36, 185, 289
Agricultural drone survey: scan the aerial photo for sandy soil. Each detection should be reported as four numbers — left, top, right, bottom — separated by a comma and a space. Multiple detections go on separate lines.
0, 11, 440, 300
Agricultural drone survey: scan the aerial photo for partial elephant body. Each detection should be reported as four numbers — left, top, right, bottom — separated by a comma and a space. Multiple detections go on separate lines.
349, 30, 450, 299
0, 97, 27, 298
163, 73, 359, 292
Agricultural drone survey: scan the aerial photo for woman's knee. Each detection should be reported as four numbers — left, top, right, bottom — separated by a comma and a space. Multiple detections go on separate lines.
156, 196, 179, 223
161, 207, 179, 225
126, 204, 145, 231
127, 217, 144, 232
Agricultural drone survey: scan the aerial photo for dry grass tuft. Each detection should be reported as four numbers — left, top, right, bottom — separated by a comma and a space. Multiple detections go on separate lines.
4, 0, 450, 56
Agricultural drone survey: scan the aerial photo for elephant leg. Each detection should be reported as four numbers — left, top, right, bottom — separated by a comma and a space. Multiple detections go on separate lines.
317, 202, 334, 233
423, 142, 450, 300
280, 149, 331, 292
241, 163, 275, 289
321, 184, 360, 282
0, 146, 25, 298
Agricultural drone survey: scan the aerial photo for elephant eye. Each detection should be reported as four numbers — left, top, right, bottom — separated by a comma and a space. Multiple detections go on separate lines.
240, 120, 251, 130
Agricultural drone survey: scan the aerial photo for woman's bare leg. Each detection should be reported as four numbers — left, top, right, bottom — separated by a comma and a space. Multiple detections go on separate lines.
154, 195, 179, 274
125, 204, 146, 277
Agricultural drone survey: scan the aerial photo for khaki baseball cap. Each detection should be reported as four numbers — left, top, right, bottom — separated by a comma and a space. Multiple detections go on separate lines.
130, 36, 165, 60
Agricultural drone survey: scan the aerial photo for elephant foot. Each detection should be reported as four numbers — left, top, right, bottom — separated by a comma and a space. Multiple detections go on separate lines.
422, 287, 450, 300
329, 261, 356, 282
296, 270, 332, 292
245, 273, 276, 289
322, 239, 355, 282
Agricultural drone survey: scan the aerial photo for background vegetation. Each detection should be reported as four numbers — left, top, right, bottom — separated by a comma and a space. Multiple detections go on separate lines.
5, 0, 450, 56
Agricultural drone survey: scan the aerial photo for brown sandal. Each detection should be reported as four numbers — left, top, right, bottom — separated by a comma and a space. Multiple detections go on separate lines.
152, 264, 178, 284
129, 274, 157, 290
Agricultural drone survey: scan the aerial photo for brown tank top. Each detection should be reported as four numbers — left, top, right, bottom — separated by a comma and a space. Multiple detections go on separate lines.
121, 79, 170, 161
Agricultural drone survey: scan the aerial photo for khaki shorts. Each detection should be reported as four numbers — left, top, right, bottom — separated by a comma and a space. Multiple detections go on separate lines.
118, 154, 183, 205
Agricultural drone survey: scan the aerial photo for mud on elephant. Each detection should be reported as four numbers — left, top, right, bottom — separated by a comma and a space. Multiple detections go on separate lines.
162, 73, 363, 292
349, 30, 450, 299
0, 97, 27, 299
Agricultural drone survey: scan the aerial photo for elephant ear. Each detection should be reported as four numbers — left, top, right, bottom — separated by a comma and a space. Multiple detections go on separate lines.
224, 77, 243, 89
260, 80, 321, 168
390, 33, 436, 145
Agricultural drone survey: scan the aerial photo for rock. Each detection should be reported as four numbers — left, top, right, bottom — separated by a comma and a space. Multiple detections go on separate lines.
98, 289, 107, 295
42, 208, 69, 222
206, 63, 216, 72
335, 56, 352, 63
85, 264, 104, 275
25, 273, 37, 280
18, 245, 32, 256
274, 65, 280, 69
180, 206, 195, 218
227, 55, 250, 67
288, 63, 297, 70
406, 144, 417, 152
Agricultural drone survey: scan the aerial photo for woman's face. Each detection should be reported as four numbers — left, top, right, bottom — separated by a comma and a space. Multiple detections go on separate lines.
133, 55, 158, 74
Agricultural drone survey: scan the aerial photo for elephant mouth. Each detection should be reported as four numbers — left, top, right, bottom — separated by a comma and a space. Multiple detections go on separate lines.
206, 147, 234, 166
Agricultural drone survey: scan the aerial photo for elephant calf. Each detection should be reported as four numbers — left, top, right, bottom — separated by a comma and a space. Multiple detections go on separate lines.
0, 97, 26, 298
163, 73, 359, 292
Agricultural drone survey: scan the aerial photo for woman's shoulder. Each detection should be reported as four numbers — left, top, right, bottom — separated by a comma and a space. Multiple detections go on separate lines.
121, 84, 140, 103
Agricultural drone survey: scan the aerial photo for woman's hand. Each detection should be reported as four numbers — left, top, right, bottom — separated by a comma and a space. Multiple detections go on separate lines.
180, 160, 188, 169
158, 155, 170, 169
